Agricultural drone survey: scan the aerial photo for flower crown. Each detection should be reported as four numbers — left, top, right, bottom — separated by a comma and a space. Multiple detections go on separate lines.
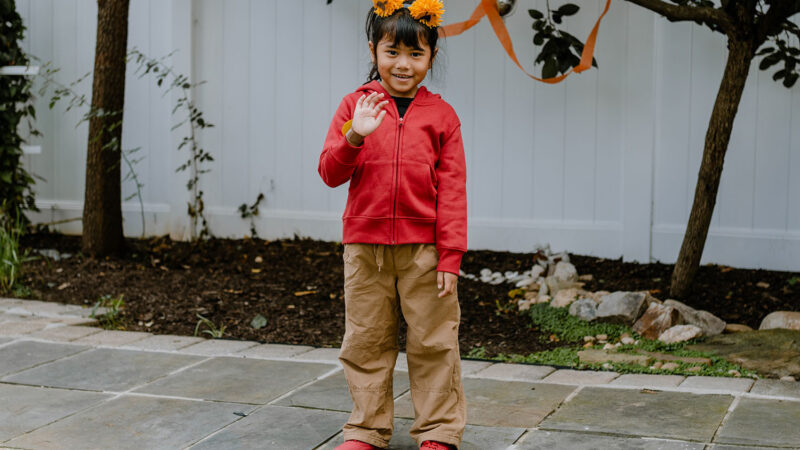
372, 0, 445, 28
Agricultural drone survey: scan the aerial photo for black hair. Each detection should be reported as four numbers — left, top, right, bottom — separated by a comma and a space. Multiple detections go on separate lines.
365, 6, 440, 82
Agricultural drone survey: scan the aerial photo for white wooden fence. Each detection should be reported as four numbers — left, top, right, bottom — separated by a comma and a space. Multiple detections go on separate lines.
15, 0, 800, 271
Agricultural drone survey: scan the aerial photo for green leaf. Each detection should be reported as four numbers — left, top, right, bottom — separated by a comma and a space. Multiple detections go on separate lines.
557, 3, 580, 16
528, 9, 544, 19
784, 72, 798, 88
542, 57, 558, 79
759, 54, 781, 70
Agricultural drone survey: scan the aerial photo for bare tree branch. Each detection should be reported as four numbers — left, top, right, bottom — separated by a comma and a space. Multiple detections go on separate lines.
624, 0, 734, 35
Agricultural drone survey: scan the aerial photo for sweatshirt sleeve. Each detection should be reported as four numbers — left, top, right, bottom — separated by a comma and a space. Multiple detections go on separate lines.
435, 124, 468, 275
318, 95, 362, 188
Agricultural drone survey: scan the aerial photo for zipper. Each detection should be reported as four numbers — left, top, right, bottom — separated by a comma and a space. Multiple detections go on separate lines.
391, 95, 416, 245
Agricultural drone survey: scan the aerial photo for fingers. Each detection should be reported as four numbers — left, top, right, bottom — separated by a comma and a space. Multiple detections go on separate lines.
437, 272, 458, 298
374, 109, 387, 127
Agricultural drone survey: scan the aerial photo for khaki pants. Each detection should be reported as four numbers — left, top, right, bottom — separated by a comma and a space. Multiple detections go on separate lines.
339, 243, 467, 449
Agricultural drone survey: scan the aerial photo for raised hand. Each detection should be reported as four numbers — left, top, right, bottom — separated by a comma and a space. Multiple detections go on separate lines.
351, 92, 390, 137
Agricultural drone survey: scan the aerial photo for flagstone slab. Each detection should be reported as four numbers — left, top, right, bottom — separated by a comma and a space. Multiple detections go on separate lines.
709, 445, 780, 450
178, 338, 261, 356
0, 320, 51, 336
5, 394, 256, 450
678, 376, 754, 392
28, 325, 103, 341
0, 337, 12, 345
541, 369, 619, 385
71, 329, 152, 346
274, 370, 408, 411
747, 379, 800, 400
469, 363, 555, 381
1, 348, 204, 391
0, 340, 89, 377
122, 334, 205, 351
714, 397, 800, 448
395, 378, 575, 428
3, 301, 85, 317
0, 383, 111, 441
609, 374, 686, 388
133, 356, 336, 404
539, 386, 733, 442
516, 430, 705, 449
236, 343, 315, 359
0, 313, 29, 323
318, 418, 524, 450
292, 347, 342, 363
189, 405, 347, 450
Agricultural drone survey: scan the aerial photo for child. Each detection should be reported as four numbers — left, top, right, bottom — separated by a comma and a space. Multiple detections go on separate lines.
318, 1, 467, 449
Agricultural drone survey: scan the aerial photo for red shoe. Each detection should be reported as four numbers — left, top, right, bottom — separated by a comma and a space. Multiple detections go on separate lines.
334, 440, 382, 450
420, 441, 457, 450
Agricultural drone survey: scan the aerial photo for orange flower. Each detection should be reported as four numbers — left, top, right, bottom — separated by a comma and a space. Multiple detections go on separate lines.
408, 0, 445, 28
372, 0, 403, 17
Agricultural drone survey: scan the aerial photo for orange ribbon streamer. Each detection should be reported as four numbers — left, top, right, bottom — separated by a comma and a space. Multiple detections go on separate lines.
439, 0, 612, 84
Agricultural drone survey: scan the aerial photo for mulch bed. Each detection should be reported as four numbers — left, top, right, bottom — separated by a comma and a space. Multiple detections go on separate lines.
17, 232, 800, 358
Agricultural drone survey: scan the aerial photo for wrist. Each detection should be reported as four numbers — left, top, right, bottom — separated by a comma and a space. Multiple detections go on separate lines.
346, 128, 364, 146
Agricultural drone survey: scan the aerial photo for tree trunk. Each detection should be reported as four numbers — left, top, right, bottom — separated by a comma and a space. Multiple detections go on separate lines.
669, 38, 754, 298
81, 0, 129, 257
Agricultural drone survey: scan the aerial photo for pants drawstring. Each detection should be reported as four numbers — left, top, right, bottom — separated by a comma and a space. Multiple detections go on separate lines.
375, 244, 384, 272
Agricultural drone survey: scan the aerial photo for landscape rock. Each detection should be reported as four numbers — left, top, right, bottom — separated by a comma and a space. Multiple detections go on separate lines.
589, 290, 611, 303
639, 351, 712, 366
568, 299, 598, 321
725, 323, 754, 333
687, 329, 800, 379
595, 291, 649, 325
632, 303, 681, 340
578, 349, 652, 367
551, 288, 592, 308
663, 299, 726, 336
545, 261, 580, 295
515, 277, 536, 288
660, 362, 680, 371
658, 324, 703, 344
759, 311, 800, 331
529, 265, 545, 280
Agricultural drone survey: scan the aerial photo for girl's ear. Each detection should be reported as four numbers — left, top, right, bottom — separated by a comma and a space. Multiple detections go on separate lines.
368, 41, 376, 65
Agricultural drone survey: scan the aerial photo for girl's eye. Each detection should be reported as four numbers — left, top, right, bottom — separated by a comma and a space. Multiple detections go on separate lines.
412, 53, 423, 57
387, 50, 398, 56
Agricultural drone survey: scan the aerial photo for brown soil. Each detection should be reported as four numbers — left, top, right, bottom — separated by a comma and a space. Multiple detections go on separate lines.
16, 232, 800, 358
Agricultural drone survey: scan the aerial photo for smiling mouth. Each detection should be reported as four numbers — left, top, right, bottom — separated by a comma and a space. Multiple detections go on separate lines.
393, 74, 413, 80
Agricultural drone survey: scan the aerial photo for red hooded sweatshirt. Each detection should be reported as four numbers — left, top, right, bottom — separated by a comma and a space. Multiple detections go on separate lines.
318, 81, 467, 275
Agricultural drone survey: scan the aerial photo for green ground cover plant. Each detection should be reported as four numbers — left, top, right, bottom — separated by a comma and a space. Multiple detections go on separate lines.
468, 302, 757, 378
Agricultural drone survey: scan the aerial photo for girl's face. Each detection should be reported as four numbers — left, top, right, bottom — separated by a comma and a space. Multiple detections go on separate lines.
369, 36, 437, 98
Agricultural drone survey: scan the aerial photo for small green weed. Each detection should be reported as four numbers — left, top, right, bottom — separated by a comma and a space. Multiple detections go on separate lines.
90, 294, 127, 330
466, 346, 488, 359
494, 298, 518, 316
787, 276, 799, 286
194, 313, 226, 338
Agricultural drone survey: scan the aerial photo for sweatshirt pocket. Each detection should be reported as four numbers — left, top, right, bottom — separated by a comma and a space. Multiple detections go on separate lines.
397, 160, 437, 219
345, 160, 393, 218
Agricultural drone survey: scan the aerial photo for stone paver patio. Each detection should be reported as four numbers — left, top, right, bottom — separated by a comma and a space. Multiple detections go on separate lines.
1, 298, 799, 449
